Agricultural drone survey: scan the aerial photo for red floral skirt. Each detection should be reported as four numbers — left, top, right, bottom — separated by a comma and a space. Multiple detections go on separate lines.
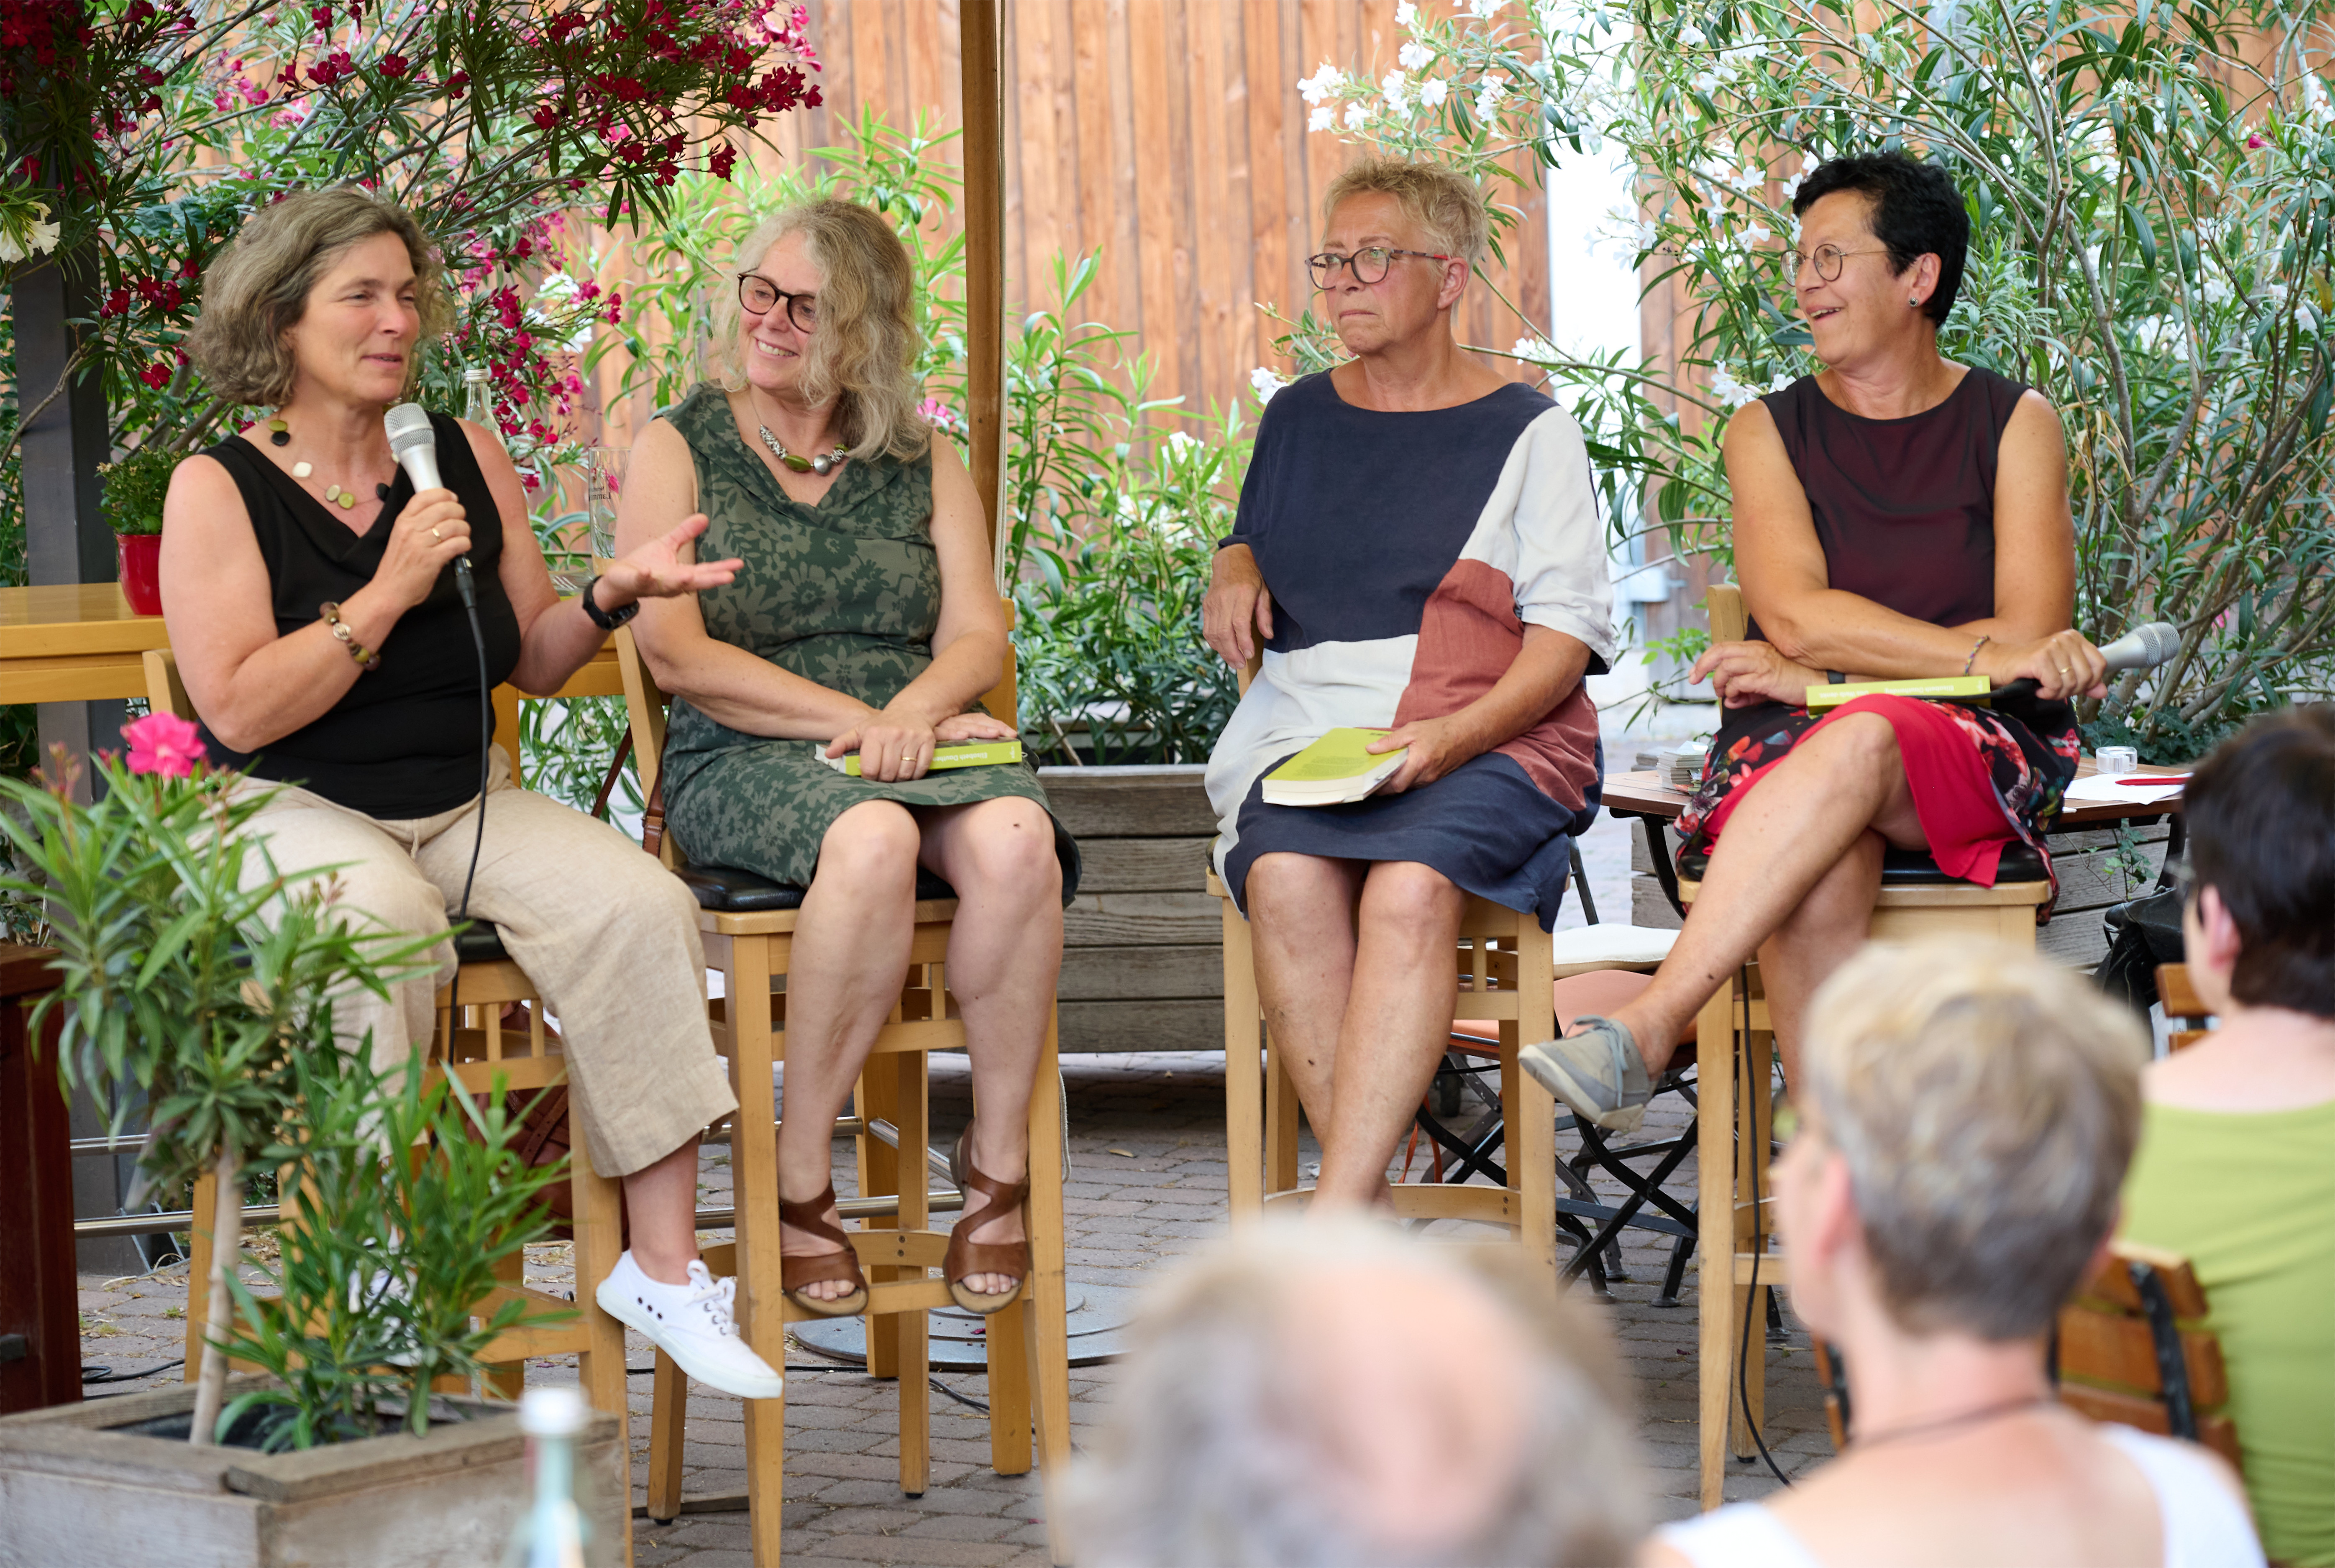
1677, 691, 2082, 915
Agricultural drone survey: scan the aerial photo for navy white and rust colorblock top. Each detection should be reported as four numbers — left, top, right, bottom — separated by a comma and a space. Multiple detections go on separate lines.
1204, 371, 1617, 929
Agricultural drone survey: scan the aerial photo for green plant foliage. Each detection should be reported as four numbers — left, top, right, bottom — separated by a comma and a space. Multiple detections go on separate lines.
1295, 0, 2335, 757
219, 1051, 569, 1449
97, 441, 177, 535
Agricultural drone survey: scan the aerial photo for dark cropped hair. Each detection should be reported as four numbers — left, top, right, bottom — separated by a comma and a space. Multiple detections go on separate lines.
2183, 704, 2335, 1017
1792, 151, 1970, 327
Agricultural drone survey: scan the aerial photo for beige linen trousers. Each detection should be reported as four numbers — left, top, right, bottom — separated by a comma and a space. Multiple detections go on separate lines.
236, 746, 736, 1177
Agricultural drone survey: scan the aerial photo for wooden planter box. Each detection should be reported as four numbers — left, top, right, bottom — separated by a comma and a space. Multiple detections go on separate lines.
0, 1376, 622, 1568
1039, 764, 1223, 1054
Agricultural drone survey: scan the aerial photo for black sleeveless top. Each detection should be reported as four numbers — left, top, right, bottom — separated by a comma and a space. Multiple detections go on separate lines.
199, 413, 522, 818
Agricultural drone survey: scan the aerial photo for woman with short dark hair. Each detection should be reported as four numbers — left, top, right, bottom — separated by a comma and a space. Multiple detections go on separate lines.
164, 185, 781, 1399
2122, 704, 2335, 1567
1528, 151, 2107, 1129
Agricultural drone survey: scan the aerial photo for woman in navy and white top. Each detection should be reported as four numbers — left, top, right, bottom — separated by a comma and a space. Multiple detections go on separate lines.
1202, 157, 1613, 1211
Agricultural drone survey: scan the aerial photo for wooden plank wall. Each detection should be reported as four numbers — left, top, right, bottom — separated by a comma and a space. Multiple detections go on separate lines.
739, 0, 1553, 427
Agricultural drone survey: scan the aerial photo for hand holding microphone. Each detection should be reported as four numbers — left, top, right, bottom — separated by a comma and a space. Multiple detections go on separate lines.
1986, 621, 2177, 703
384, 402, 475, 607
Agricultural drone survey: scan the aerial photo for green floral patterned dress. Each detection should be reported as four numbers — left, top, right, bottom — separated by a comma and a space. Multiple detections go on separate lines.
658, 384, 1068, 887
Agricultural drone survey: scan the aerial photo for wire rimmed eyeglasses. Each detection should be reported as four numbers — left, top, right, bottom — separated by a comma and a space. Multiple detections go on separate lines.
1306, 246, 1459, 289
1782, 243, 1891, 283
737, 272, 818, 331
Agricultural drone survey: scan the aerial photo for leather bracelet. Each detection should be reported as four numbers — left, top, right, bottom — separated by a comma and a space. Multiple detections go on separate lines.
581, 576, 639, 632
319, 601, 379, 670
1962, 634, 1991, 676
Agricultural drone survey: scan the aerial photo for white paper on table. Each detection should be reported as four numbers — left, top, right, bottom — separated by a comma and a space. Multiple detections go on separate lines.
2065, 772, 2185, 806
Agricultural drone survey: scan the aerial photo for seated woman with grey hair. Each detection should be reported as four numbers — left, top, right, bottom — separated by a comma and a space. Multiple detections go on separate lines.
1201, 156, 1613, 1210
1645, 942, 2266, 1568
1073, 1218, 1645, 1567
621, 199, 1078, 1320
164, 186, 779, 1399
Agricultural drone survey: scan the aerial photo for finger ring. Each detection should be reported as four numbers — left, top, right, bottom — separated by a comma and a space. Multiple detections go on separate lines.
430, 526, 442, 541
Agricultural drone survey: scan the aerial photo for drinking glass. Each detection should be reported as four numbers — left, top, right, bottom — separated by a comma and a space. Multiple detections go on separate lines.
585, 445, 627, 561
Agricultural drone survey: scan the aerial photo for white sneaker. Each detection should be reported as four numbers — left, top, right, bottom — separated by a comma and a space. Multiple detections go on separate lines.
594, 1253, 783, 1400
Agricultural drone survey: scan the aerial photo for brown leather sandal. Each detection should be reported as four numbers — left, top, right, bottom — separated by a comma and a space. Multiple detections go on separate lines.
945, 1125, 1029, 1315
780, 1182, 869, 1318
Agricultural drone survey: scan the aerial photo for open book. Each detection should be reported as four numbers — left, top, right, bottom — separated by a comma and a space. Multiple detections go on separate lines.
1261, 728, 1408, 807
819, 738, 1023, 777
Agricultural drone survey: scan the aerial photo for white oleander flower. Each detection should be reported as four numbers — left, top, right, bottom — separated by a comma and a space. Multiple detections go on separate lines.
1396, 0, 1417, 25
1250, 366, 1286, 404
1165, 430, 1200, 456
1298, 62, 1342, 105
1344, 102, 1370, 129
1512, 335, 1560, 363
2304, 72, 2333, 123
1309, 105, 1335, 132
1474, 73, 1508, 120
1708, 363, 1756, 407
1420, 76, 1449, 108
1468, 0, 1502, 18
1381, 69, 1409, 113
1739, 221, 1772, 251
1398, 40, 1432, 71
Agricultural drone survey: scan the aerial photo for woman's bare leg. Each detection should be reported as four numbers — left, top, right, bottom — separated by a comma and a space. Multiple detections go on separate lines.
778, 801, 921, 1300
1311, 860, 1468, 1209
1755, 836, 1885, 1085
624, 1138, 706, 1283
915, 796, 1064, 1295
1606, 713, 1926, 1073
1245, 852, 1367, 1138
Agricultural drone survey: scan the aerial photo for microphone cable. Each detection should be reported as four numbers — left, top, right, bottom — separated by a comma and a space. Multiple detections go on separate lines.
443, 508, 491, 1037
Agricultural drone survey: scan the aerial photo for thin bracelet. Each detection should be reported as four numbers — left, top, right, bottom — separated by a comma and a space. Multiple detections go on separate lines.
1961, 634, 1990, 676
319, 601, 379, 670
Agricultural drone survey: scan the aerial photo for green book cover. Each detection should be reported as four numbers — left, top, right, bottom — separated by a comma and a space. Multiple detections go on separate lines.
1265, 728, 1405, 783
1806, 675, 1993, 711
825, 739, 1024, 776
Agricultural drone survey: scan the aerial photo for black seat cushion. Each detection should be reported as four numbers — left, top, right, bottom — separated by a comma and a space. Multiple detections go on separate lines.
451, 923, 511, 964
1675, 839, 2049, 885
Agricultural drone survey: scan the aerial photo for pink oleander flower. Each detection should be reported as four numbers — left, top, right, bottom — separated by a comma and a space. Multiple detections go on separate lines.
123, 711, 204, 779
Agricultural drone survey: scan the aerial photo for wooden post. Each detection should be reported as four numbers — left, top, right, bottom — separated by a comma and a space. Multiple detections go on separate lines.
0, 949, 80, 1415
959, 0, 1008, 588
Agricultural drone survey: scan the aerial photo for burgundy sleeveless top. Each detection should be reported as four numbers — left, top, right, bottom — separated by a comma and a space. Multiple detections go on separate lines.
1746, 366, 2026, 644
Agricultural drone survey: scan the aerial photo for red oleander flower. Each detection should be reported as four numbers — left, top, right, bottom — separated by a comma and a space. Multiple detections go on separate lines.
378, 52, 408, 78
708, 142, 736, 179
139, 362, 171, 388
446, 69, 468, 98
124, 712, 203, 779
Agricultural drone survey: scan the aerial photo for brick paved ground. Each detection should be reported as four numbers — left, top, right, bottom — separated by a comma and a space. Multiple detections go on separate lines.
73, 706, 1836, 1564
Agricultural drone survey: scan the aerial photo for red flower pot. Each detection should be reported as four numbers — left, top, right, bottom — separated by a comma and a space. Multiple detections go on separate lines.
116, 532, 163, 615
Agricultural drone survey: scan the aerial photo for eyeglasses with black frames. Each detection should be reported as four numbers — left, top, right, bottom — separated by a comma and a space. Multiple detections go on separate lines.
1305, 246, 1459, 289
1782, 242, 1891, 284
737, 273, 818, 332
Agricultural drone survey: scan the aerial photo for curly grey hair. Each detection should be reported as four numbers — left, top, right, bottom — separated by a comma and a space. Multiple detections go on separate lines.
1068, 1220, 1646, 1568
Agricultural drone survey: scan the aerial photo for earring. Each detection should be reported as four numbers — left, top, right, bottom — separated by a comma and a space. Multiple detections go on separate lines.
1908, 296, 1921, 307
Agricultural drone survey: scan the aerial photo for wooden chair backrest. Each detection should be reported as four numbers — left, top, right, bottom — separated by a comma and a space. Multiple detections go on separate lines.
2156, 963, 2214, 1052
1706, 583, 1748, 645
2056, 1239, 2241, 1472
143, 647, 192, 721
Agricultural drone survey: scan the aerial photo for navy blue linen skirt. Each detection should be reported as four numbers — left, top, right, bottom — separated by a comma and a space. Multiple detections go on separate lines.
1221, 748, 1602, 932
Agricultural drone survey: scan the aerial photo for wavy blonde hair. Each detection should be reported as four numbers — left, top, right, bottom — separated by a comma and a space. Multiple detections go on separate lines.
183, 186, 453, 406
711, 199, 929, 463
1320, 156, 1490, 268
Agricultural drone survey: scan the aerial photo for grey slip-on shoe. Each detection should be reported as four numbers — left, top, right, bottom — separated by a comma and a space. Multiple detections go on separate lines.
1520, 1014, 1653, 1133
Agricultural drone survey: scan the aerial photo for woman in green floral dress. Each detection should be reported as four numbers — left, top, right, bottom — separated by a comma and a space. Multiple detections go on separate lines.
621, 200, 1076, 1317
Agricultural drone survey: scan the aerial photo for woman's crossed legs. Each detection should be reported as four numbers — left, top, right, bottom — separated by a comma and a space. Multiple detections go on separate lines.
777, 796, 1064, 1301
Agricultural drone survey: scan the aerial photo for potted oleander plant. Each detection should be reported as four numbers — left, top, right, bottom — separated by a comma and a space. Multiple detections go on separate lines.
97, 444, 175, 615
0, 718, 608, 1567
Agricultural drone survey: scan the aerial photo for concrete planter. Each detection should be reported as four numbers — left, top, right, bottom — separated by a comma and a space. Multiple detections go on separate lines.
0, 1376, 621, 1568
1039, 764, 1224, 1054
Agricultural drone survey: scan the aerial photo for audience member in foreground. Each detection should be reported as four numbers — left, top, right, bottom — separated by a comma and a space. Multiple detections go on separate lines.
1202, 155, 1614, 1209
2122, 704, 2335, 1568
1526, 151, 2105, 1133
622, 199, 1075, 1316
164, 186, 779, 1399
1074, 1220, 1644, 1568
1647, 942, 2265, 1568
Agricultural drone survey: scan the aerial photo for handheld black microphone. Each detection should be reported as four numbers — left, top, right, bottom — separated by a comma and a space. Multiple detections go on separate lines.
383, 402, 475, 608
1990, 622, 2179, 701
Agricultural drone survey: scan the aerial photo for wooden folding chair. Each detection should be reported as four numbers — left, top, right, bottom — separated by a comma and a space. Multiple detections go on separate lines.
1683, 585, 2055, 1509
2156, 963, 2215, 1051
616, 622, 1073, 1567
2057, 1240, 2242, 1471
150, 648, 635, 1559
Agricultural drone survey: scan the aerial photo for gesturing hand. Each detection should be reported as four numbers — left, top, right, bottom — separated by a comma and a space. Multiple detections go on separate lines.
1203, 544, 1275, 670
598, 514, 745, 606
1366, 715, 1474, 795
375, 487, 474, 609
826, 706, 940, 783
1689, 640, 1824, 709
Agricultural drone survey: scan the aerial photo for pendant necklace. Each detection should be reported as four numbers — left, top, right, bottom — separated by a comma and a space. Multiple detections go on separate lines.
265, 418, 391, 509
758, 424, 849, 476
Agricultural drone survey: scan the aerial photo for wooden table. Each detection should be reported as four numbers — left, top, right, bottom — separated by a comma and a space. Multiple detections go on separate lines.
1603, 761, 2187, 919
1, 585, 623, 788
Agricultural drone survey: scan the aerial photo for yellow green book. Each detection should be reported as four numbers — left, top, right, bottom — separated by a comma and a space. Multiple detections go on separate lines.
821, 738, 1023, 777
1806, 674, 1992, 711
1262, 728, 1408, 806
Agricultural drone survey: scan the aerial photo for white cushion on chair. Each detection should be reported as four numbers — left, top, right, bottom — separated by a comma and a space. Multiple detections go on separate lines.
1548, 923, 1678, 978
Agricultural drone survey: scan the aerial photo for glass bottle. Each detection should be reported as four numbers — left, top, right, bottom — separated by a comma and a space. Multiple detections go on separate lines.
463, 366, 498, 439
499, 1385, 602, 1568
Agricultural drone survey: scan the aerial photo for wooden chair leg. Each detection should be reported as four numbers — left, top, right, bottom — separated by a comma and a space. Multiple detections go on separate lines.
1731, 1026, 1774, 1461
570, 1104, 633, 1558
1513, 923, 1559, 1275
483, 1242, 526, 1401
1024, 1018, 1074, 1565
1696, 975, 1739, 1512
1221, 897, 1264, 1216
893, 1050, 930, 1499
1265, 1031, 1301, 1195
857, 1056, 904, 1384
181, 1168, 218, 1381
723, 934, 788, 1568
646, 1347, 689, 1524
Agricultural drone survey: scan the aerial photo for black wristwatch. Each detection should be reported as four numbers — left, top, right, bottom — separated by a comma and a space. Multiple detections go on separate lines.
1827, 669, 1846, 684
581, 576, 640, 632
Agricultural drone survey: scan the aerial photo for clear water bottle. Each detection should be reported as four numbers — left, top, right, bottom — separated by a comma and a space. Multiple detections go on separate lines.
464, 366, 499, 438
499, 1385, 602, 1568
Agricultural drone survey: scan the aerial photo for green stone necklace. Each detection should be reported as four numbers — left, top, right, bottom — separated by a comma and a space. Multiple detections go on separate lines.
757, 425, 849, 476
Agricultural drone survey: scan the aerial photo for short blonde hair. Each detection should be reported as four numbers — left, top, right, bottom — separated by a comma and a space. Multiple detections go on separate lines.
1802, 941, 2148, 1340
183, 187, 453, 406
1320, 156, 1490, 268
710, 199, 929, 463
1070, 1220, 1645, 1566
